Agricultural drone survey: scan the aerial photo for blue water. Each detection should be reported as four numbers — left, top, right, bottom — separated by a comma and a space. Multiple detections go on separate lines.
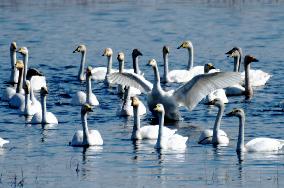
0, 0, 283, 187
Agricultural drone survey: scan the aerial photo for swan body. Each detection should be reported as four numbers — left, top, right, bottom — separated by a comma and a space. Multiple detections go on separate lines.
154, 104, 188, 150
70, 104, 103, 147
198, 99, 229, 145
227, 108, 284, 152
108, 59, 241, 121
116, 87, 146, 116
30, 86, 58, 124
71, 66, 99, 106
225, 84, 245, 96
0, 137, 9, 147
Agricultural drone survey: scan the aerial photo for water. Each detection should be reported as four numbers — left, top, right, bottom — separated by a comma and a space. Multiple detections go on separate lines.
0, 0, 284, 187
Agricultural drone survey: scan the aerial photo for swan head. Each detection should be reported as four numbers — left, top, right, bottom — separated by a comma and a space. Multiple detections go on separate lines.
225, 47, 242, 58
148, 59, 157, 67
10, 42, 17, 51
26, 68, 44, 80
163, 46, 170, 55
211, 98, 224, 107
15, 60, 24, 70
86, 66, 93, 76
40, 86, 48, 96
131, 96, 140, 107
204, 63, 216, 73
153, 103, 165, 113
117, 52, 125, 62
17, 47, 28, 55
23, 80, 31, 94
102, 48, 113, 57
73, 44, 86, 53
226, 108, 245, 118
132, 49, 143, 58
81, 104, 93, 114
177, 40, 193, 50
244, 55, 259, 65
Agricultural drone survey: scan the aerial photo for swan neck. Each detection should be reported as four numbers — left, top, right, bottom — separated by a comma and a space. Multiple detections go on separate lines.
16, 68, 23, 93
86, 74, 92, 104
10, 50, 17, 82
132, 56, 140, 74
156, 111, 165, 148
233, 56, 240, 72
119, 60, 124, 73
212, 104, 224, 143
237, 114, 245, 152
244, 63, 253, 99
78, 51, 86, 80
162, 53, 169, 83
30, 84, 35, 102
153, 64, 161, 85
24, 92, 30, 114
41, 94, 47, 124
187, 47, 194, 70
106, 56, 112, 75
23, 54, 28, 83
123, 87, 130, 106
81, 112, 90, 145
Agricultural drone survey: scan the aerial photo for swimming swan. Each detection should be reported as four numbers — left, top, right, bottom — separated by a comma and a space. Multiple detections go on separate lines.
0, 137, 9, 147
108, 59, 241, 121
17, 47, 46, 91
154, 104, 188, 150
165, 41, 204, 83
226, 47, 271, 87
131, 97, 176, 140
30, 86, 58, 124
70, 104, 103, 147
198, 99, 229, 145
227, 108, 284, 152
71, 66, 99, 106
9, 41, 19, 84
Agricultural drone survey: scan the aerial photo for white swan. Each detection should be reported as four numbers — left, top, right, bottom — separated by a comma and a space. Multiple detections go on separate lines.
165, 41, 204, 83
71, 66, 99, 106
9, 60, 25, 109
0, 137, 9, 147
30, 86, 58, 124
131, 97, 176, 140
116, 87, 146, 116
198, 99, 229, 145
203, 64, 229, 104
153, 104, 188, 150
226, 47, 271, 87
227, 108, 284, 152
9, 41, 19, 84
70, 104, 103, 147
17, 47, 46, 91
108, 59, 241, 121
116, 52, 140, 96
102, 48, 119, 85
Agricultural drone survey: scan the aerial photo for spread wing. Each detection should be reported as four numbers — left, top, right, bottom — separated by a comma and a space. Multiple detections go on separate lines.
173, 72, 241, 110
107, 72, 153, 93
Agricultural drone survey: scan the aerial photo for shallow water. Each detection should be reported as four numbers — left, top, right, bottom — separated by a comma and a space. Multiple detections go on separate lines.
0, 0, 284, 187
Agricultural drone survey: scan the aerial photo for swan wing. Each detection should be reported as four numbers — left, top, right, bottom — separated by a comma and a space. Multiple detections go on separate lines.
108, 72, 153, 93
173, 72, 241, 111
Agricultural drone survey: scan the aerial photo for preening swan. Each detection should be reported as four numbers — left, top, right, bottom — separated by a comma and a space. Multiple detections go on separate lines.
9, 41, 19, 84
227, 108, 284, 152
131, 97, 176, 140
198, 99, 229, 145
70, 104, 103, 147
165, 41, 204, 83
203, 63, 229, 104
71, 66, 99, 106
17, 47, 46, 91
116, 86, 146, 116
154, 104, 188, 150
108, 59, 241, 121
226, 47, 271, 87
0, 137, 9, 147
30, 86, 58, 125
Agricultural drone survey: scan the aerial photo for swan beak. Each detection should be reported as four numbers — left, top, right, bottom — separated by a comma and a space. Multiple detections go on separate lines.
177, 45, 182, 49
253, 58, 259, 62
226, 111, 234, 117
73, 50, 77, 53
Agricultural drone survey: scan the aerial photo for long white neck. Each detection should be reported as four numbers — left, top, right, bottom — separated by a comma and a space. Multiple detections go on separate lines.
132, 56, 140, 74
236, 114, 246, 152
23, 54, 28, 84
156, 111, 165, 148
30, 84, 36, 103
118, 60, 124, 73
162, 52, 169, 83
16, 68, 23, 93
78, 51, 86, 81
86, 73, 92, 104
244, 63, 253, 99
81, 112, 90, 146
131, 105, 141, 140
10, 50, 17, 83
24, 91, 31, 115
153, 64, 161, 86
233, 56, 240, 72
41, 94, 47, 124
106, 56, 112, 75
212, 104, 224, 144
187, 47, 194, 70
